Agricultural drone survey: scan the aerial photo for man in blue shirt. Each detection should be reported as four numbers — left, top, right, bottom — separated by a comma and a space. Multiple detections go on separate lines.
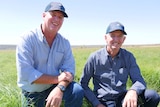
16, 2, 84, 107
80, 22, 159, 107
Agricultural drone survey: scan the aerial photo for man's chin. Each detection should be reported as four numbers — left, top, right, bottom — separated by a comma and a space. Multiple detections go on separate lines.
111, 46, 120, 50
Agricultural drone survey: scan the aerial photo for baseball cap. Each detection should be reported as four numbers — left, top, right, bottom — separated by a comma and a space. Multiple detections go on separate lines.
45, 2, 68, 18
106, 22, 127, 35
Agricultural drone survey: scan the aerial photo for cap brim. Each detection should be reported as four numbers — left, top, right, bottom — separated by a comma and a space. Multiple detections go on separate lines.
61, 11, 68, 18
121, 30, 127, 35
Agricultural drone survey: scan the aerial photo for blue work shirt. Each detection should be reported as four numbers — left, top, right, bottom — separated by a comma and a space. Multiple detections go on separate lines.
16, 25, 75, 92
80, 47, 146, 107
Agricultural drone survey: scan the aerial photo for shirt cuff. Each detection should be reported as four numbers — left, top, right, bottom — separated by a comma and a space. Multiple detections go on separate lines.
130, 81, 146, 95
28, 70, 43, 84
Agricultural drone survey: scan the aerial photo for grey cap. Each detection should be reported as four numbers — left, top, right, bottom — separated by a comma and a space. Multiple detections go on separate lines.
106, 22, 127, 35
45, 2, 68, 18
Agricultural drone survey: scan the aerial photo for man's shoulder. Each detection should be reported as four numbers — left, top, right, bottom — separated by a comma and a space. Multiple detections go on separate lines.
17, 27, 42, 47
120, 48, 133, 55
56, 33, 71, 50
89, 48, 105, 58
57, 33, 68, 41
120, 48, 134, 59
95, 48, 105, 54
20, 27, 40, 38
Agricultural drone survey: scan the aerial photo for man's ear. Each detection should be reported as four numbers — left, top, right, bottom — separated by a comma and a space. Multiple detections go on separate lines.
122, 36, 126, 43
104, 34, 108, 40
42, 12, 46, 18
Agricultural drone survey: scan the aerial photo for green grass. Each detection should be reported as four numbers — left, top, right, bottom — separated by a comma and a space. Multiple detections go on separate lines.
125, 46, 160, 91
0, 50, 21, 107
0, 46, 159, 107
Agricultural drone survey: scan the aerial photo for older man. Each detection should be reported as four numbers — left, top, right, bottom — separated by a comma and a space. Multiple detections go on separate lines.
80, 22, 159, 107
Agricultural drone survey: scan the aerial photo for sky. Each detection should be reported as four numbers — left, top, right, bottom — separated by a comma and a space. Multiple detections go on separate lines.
0, 0, 160, 45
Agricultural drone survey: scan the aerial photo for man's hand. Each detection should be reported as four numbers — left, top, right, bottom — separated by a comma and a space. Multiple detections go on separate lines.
122, 90, 138, 107
58, 71, 73, 83
45, 71, 73, 107
46, 87, 63, 107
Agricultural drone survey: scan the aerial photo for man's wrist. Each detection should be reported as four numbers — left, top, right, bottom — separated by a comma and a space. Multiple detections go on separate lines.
128, 89, 137, 94
57, 85, 66, 92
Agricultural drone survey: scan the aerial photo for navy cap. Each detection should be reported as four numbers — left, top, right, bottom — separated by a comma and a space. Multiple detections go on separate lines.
45, 2, 68, 18
106, 22, 127, 35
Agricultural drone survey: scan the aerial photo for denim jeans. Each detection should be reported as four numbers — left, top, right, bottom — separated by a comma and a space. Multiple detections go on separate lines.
99, 89, 160, 107
22, 81, 84, 107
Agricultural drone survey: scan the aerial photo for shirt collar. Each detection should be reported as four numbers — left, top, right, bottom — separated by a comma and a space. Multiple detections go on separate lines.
38, 24, 59, 44
37, 24, 45, 43
104, 46, 122, 58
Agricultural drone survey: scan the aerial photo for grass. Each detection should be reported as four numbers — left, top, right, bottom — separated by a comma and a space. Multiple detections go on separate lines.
0, 45, 159, 107
125, 46, 160, 91
0, 50, 21, 107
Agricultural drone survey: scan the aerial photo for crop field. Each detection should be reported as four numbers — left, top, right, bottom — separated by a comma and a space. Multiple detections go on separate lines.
0, 45, 159, 107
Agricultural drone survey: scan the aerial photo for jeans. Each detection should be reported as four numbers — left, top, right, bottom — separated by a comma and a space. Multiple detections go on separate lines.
99, 89, 160, 107
22, 81, 84, 107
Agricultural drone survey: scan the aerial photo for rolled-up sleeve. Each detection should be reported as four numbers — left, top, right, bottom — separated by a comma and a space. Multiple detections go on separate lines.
16, 35, 43, 85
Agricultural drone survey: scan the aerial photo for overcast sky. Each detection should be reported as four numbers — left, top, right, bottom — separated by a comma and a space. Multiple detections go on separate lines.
0, 0, 160, 45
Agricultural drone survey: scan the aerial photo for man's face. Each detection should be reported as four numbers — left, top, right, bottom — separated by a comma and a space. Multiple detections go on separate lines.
105, 30, 126, 50
43, 11, 64, 33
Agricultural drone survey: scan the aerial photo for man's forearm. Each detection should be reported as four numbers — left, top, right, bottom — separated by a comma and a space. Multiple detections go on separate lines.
33, 74, 59, 84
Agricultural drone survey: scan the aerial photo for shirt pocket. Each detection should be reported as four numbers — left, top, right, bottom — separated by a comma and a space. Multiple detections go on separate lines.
116, 67, 128, 85
53, 51, 64, 69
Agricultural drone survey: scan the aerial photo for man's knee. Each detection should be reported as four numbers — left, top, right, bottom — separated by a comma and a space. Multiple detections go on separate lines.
72, 82, 84, 96
64, 82, 84, 107
68, 82, 84, 98
144, 89, 160, 106
145, 90, 159, 100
